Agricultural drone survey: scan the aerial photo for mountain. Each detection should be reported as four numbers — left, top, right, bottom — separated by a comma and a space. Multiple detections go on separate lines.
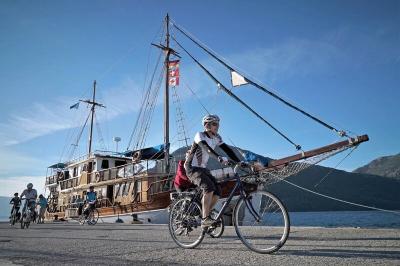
172, 146, 400, 212
353, 153, 400, 179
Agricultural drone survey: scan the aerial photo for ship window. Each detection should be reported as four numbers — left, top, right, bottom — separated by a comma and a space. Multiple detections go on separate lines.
73, 167, 77, 177
115, 160, 126, 167
101, 160, 109, 169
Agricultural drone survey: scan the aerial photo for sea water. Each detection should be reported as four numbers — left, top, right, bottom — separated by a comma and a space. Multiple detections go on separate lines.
1, 210, 399, 228
288, 211, 400, 228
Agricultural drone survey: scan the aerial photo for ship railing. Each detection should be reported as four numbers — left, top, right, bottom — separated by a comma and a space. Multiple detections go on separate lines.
45, 175, 58, 185
89, 158, 178, 184
130, 176, 173, 204
59, 176, 79, 190
65, 153, 94, 165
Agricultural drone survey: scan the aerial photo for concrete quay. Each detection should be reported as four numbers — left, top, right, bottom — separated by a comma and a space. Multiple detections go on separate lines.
0, 222, 399, 265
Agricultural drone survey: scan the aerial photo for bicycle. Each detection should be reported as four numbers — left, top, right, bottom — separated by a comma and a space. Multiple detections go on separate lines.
20, 198, 35, 229
78, 201, 99, 225
168, 162, 290, 254
169, 188, 225, 241
9, 204, 20, 226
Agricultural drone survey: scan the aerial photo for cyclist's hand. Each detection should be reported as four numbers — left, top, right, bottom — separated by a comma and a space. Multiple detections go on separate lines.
218, 156, 229, 165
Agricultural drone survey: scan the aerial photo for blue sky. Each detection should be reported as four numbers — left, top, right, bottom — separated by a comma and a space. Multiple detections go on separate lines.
0, 0, 399, 196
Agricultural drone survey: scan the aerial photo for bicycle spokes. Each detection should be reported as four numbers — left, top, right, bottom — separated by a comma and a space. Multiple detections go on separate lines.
234, 191, 290, 254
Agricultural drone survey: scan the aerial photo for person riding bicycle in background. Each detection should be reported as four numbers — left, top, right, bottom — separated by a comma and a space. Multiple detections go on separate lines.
37, 194, 48, 224
9, 192, 21, 220
20, 183, 37, 221
184, 114, 240, 228
83, 185, 97, 218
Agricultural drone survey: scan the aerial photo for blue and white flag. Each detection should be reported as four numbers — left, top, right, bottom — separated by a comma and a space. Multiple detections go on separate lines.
69, 102, 79, 109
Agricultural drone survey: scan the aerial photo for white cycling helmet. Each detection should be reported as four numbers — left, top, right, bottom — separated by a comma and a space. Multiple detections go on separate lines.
27, 183, 33, 189
202, 114, 220, 126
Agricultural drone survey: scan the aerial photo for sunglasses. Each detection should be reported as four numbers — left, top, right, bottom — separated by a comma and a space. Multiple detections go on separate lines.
210, 122, 219, 126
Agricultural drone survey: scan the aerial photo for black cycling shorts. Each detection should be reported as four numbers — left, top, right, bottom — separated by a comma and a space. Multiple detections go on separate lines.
186, 167, 221, 196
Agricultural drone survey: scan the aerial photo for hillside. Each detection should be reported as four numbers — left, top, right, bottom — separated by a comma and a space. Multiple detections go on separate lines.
353, 153, 400, 179
172, 146, 400, 212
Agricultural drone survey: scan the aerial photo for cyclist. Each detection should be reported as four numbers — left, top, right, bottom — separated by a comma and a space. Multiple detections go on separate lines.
9, 192, 21, 221
20, 183, 38, 221
184, 114, 240, 228
83, 185, 97, 218
37, 194, 48, 224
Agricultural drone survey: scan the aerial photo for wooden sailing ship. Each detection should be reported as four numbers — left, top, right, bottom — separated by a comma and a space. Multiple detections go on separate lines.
45, 15, 368, 223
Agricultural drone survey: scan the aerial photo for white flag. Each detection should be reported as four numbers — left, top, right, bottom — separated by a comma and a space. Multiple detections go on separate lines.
231, 71, 248, 87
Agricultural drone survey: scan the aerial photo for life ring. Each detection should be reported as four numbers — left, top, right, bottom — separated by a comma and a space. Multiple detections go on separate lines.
95, 172, 101, 182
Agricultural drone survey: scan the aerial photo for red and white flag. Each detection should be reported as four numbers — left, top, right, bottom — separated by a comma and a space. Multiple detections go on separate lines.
168, 60, 180, 86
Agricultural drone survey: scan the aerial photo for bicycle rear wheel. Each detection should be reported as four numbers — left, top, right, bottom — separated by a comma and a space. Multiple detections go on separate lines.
87, 209, 99, 225
169, 197, 204, 249
233, 191, 290, 254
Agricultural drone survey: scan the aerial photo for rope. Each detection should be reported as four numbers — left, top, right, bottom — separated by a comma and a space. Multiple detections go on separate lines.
280, 178, 400, 215
172, 36, 302, 150
314, 146, 359, 188
172, 20, 347, 138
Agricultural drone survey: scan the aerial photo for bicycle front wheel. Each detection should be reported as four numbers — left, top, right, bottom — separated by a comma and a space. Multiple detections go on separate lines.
87, 209, 99, 225
168, 197, 204, 249
233, 190, 290, 254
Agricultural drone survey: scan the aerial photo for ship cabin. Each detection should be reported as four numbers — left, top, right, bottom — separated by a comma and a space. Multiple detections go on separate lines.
45, 147, 180, 219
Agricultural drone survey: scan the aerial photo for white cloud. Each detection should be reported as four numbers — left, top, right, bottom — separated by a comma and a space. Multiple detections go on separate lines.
0, 148, 44, 177
0, 175, 46, 197
0, 78, 143, 147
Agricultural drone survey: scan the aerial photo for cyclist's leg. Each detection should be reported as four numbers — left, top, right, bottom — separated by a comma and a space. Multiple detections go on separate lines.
207, 171, 221, 210
20, 203, 26, 221
15, 207, 20, 219
187, 168, 216, 219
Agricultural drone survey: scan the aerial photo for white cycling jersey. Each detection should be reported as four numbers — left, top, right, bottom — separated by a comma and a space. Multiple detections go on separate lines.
21, 189, 37, 202
186, 131, 223, 168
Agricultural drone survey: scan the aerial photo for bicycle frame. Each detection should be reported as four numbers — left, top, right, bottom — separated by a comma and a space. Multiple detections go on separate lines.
212, 174, 261, 223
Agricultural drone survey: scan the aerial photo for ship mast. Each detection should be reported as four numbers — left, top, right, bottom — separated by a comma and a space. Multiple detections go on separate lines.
80, 80, 105, 158
164, 14, 171, 172
151, 14, 180, 172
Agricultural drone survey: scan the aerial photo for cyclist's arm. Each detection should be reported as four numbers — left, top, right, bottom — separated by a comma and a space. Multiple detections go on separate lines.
219, 143, 240, 163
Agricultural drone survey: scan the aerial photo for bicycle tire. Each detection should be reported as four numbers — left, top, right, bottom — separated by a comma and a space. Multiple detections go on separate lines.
168, 197, 204, 249
88, 209, 99, 225
10, 213, 16, 226
233, 190, 290, 254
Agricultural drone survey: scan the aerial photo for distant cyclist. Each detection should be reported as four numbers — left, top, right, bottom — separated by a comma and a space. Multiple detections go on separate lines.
83, 186, 97, 218
184, 114, 240, 228
37, 194, 48, 224
9, 192, 21, 221
20, 183, 38, 221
